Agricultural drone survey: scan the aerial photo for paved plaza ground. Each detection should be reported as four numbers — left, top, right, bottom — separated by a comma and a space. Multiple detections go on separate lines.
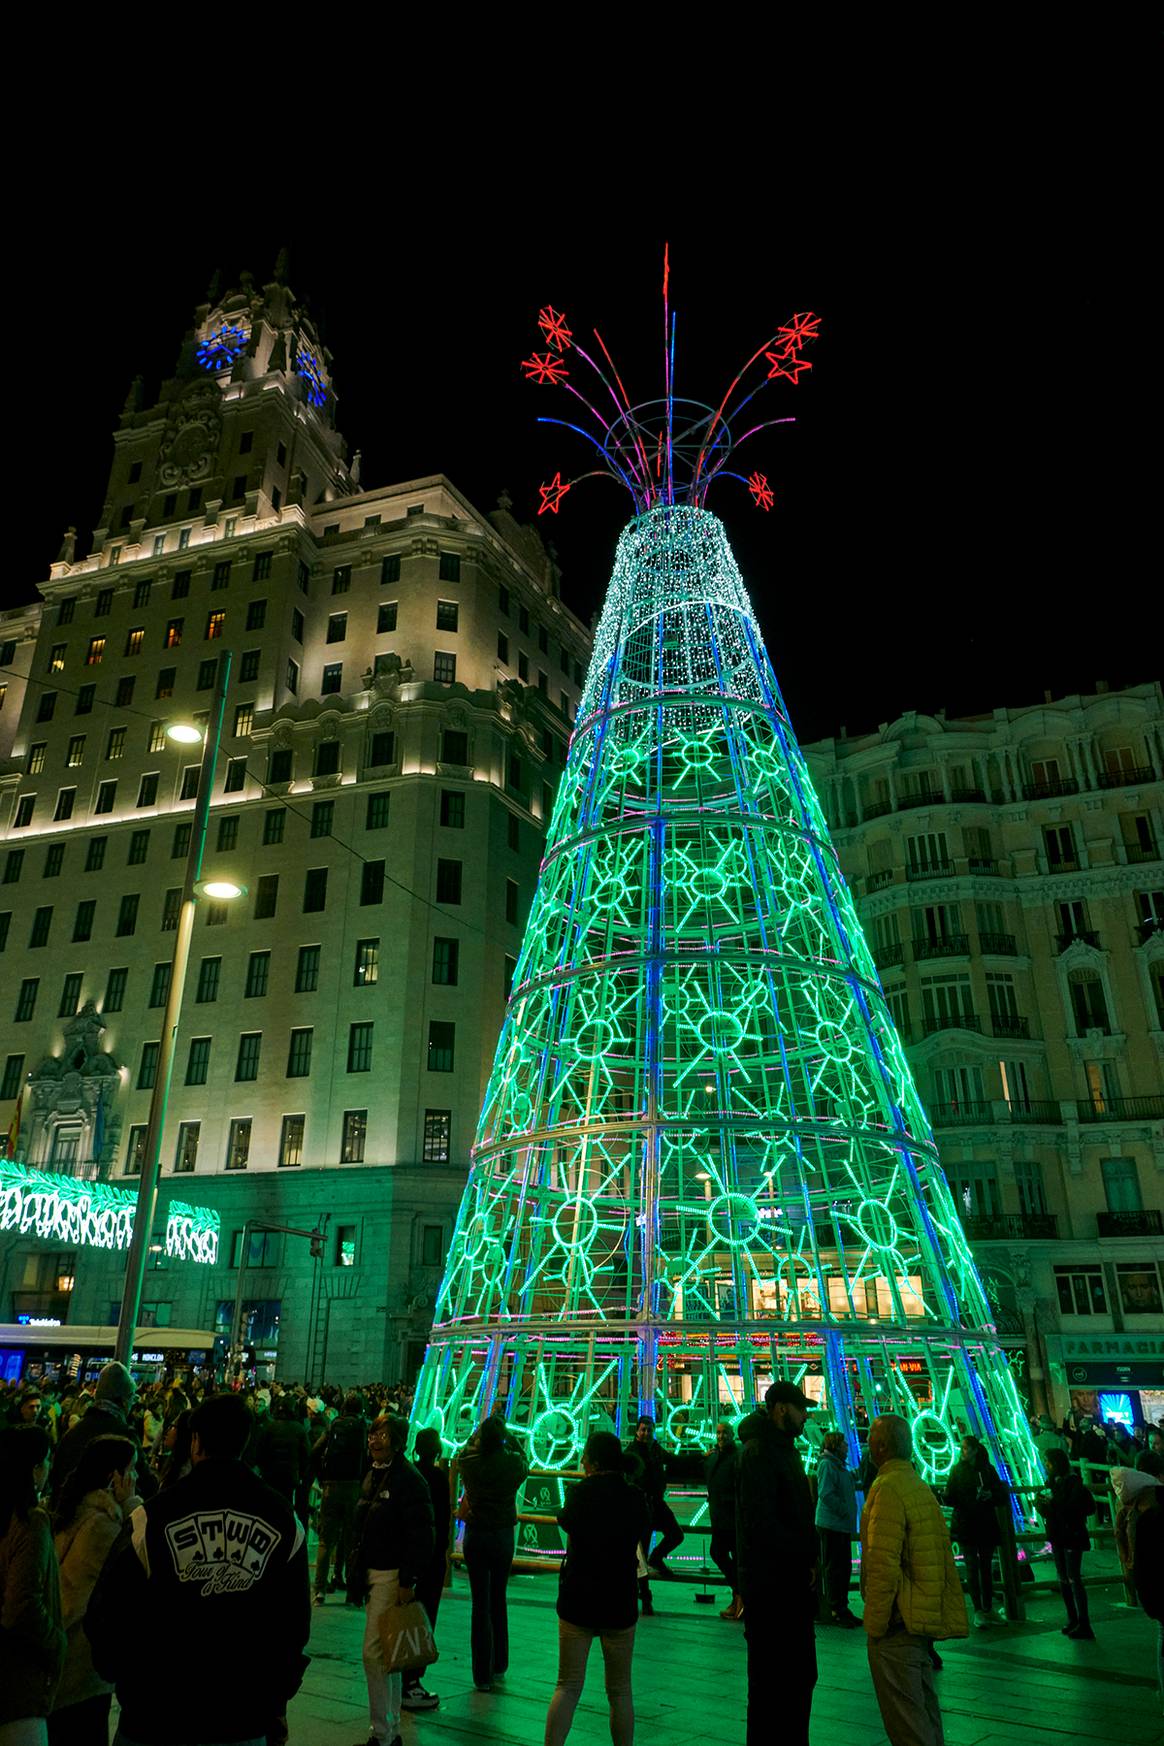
288, 1563, 1163, 1746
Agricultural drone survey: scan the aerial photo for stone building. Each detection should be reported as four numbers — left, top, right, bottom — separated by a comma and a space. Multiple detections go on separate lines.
0, 269, 592, 1385
804, 683, 1164, 1427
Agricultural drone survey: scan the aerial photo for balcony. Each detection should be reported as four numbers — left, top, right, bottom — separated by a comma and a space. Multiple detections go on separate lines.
1007, 1099, 1063, 1124
866, 868, 896, 891
1138, 918, 1163, 945
863, 799, 893, 820
963, 1212, 1060, 1241
1097, 1209, 1164, 1237
979, 932, 1017, 955
875, 942, 905, 967
1096, 764, 1155, 789
1125, 841, 1160, 864
991, 1014, 1031, 1039
968, 856, 999, 875
1056, 930, 1101, 953
913, 933, 970, 961
1022, 776, 1079, 801
898, 789, 945, 811
930, 1100, 994, 1127
906, 860, 954, 882
922, 1013, 982, 1037
949, 787, 987, 803
1077, 1095, 1164, 1123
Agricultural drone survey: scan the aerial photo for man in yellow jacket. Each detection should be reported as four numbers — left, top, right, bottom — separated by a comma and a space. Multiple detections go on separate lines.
860, 1414, 968, 1746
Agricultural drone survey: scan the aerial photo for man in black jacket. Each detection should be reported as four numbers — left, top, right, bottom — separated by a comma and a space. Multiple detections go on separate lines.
86, 1392, 310, 1746
49, 1361, 136, 1506
736, 1381, 818, 1746
348, 1414, 434, 1746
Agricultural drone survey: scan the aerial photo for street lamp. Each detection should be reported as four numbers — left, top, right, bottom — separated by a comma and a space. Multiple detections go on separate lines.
113, 652, 240, 1367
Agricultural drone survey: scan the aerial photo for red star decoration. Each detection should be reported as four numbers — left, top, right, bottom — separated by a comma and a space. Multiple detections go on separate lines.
538, 473, 571, 515
747, 472, 775, 511
774, 311, 821, 352
538, 306, 573, 352
764, 349, 813, 383
522, 351, 569, 385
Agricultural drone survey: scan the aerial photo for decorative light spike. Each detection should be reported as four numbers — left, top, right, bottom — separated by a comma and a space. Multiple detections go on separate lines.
538, 306, 573, 352
747, 471, 775, 511
414, 501, 1043, 1506
537, 473, 571, 516
522, 351, 570, 386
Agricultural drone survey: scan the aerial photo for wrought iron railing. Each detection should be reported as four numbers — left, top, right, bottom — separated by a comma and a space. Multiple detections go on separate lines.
979, 932, 1017, 955
1097, 1209, 1164, 1237
913, 934, 970, 960
1078, 1096, 1164, 1123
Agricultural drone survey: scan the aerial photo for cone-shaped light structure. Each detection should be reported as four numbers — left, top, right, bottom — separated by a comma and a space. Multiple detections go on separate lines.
414, 504, 1040, 1496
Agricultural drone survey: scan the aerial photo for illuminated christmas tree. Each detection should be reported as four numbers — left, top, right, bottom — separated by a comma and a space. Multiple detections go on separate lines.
413, 267, 1041, 1498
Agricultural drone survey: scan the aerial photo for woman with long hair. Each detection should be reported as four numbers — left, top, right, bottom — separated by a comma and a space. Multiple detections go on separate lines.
457, 1416, 529, 1691
1, 1424, 66, 1744
943, 1433, 1008, 1628
49, 1436, 140, 1745
1037, 1447, 1095, 1639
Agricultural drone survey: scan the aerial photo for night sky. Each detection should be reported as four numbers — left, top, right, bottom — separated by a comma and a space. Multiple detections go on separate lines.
11, 169, 1155, 746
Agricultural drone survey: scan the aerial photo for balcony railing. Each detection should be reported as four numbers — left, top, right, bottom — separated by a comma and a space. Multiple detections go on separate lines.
1125, 841, 1160, 864
1138, 918, 1163, 945
1007, 1099, 1063, 1124
968, 856, 1000, 875
991, 1014, 1031, 1039
866, 868, 896, 890
898, 789, 945, 811
963, 1212, 1060, 1241
874, 942, 905, 967
1022, 776, 1079, 800
1096, 765, 1155, 789
922, 1013, 982, 1036
862, 799, 893, 820
1097, 1209, 1164, 1237
1056, 930, 1101, 953
930, 1100, 994, 1127
979, 932, 1017, 955
906, 860, 954, 882
1047, 856, 1081, 873
913, 933, 970, 960
949, 787, 987, 803
1078, 1095, 1164, 1123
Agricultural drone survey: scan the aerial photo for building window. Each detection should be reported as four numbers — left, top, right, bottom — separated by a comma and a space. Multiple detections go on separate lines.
103, 966, 127, 1011
1117, 1263, 1163, 1316
497, 632, 509, 664
2, 849, 24, 884
235, 1032, 262, 1082
504, 954, 517, 998
310, 800, 334, 838
366, 791, 391, 830
1054, 1265, 1107, 1317
174, 1122, 200, 1174
1069, 970, 1110, 1036
369, 730, 395, 766
135, 773, 158, 809
160, 889, 181, 932
205, 610, 226, 641
505, 879, 518, 924
378, 602, 397, 633
28, 906, 52, 949
172, 822, 192, 858
436, 600, 459, 633
1044, 824, 1077, 870
498, 585, 510, 617
64, 734, 86, 768
224, 758, 247, 793
13, 796, 35, 828
148, 962, 172, 1008
427, 1022, 455, 1072
268, 748, 292, 784
436, 859, 462, 904
432, 937, 459, 985
287, 1028, 313, 1077
52, 789, 76, 822
285, 659, 300, 695
244, 951, 270, 998
185, 1037, 211, 1085
1101, 1156, 1142, 1213
240, 649, 260, 683
101, 726, 125, 762
336, 1225, 356, 1266
360, 861, 385, 905
1, 1054, 25, 1100
252, 551, 272, 581
217, 816, 239, 853
254, 874, 279, 919
36, 692, 57, 722
321, 662, 342, 694
95, 779, 117, 814
137, 1041, 160, 1090
303, 867, 328, 912
125, 1125, 147, 1176
233, 703, 254, 738
225, 1118, 251, 1171
73, 899, 96, 942
507, 813, 520, 852
263, 810, 285, 846
438, 552, 460, 582
85, 838, 106, 873
421, 1225, 444, 1267
423, 1109, 451, 1163
53, 970, 83, 1017
340, 1109, 367, 1163
44, 843, 65, 878
279, 1115, 305, 1168
156, 669, 176, 699
212, 561, 232, 590
245, 599, 266, 632
85, 636, 106, 666
353, 939, 379, 987
116, 894, 140, 937
347, 1023, 374, 1072
290, 607, 304, 644
76, 684, 95, 714
195, 957, 221, 1003
171, 570, 191, 598
148, 721, 168, 754
442, 730, 468, 766
295, 946, 320, 993
518, 652, 529, 682
433, 651, 456, 684
327, 612, 348, 644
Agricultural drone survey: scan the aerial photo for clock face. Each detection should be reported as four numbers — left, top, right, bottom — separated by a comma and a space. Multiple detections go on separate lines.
295, 342, 327, 408
196, 324, 249, 372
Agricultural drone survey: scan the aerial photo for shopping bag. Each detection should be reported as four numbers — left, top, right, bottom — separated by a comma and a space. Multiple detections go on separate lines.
379, 1598, 439, 1671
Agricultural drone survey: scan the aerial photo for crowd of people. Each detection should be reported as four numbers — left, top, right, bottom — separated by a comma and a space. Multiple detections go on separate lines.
2, 1367, 1162, 1746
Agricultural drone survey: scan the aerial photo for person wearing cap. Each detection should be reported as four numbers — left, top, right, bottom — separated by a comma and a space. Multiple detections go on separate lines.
736, 1381, 819, 1746
860, 1413, 967, 1746
49, 1363, 136, 1510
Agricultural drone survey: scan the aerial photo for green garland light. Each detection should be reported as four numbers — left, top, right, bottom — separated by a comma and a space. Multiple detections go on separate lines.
0, 1159, 219, 1265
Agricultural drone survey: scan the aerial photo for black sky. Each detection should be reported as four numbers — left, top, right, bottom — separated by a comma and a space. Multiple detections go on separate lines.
10, 87, 1157, 747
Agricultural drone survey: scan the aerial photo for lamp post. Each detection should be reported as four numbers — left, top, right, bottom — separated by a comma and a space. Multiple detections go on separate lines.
113, 652, 235, 1368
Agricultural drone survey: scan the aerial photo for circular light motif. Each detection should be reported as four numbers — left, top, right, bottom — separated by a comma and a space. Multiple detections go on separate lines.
853, 1198, 901, 1252
530, 1406, 580, 1471
707, 1192, 761, 1248
296, 342, 327, 407
196, 324, 249, 372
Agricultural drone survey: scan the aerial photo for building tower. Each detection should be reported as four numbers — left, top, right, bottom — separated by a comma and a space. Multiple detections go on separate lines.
413, 291, 1043, 1496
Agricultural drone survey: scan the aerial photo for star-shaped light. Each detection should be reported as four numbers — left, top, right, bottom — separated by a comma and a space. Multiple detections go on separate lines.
538, 306, 573, 352
773, 311, 821, 352
522, 351, 570, 385
747, 471, 775, 511
764, 349, 813, 383
538, 473, 571, 515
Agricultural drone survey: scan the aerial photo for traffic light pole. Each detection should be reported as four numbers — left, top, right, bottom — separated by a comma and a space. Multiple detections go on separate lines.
228, 1217, 326, 1381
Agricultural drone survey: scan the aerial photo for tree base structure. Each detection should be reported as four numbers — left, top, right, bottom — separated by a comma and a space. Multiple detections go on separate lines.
414, 506, 1041, 1498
